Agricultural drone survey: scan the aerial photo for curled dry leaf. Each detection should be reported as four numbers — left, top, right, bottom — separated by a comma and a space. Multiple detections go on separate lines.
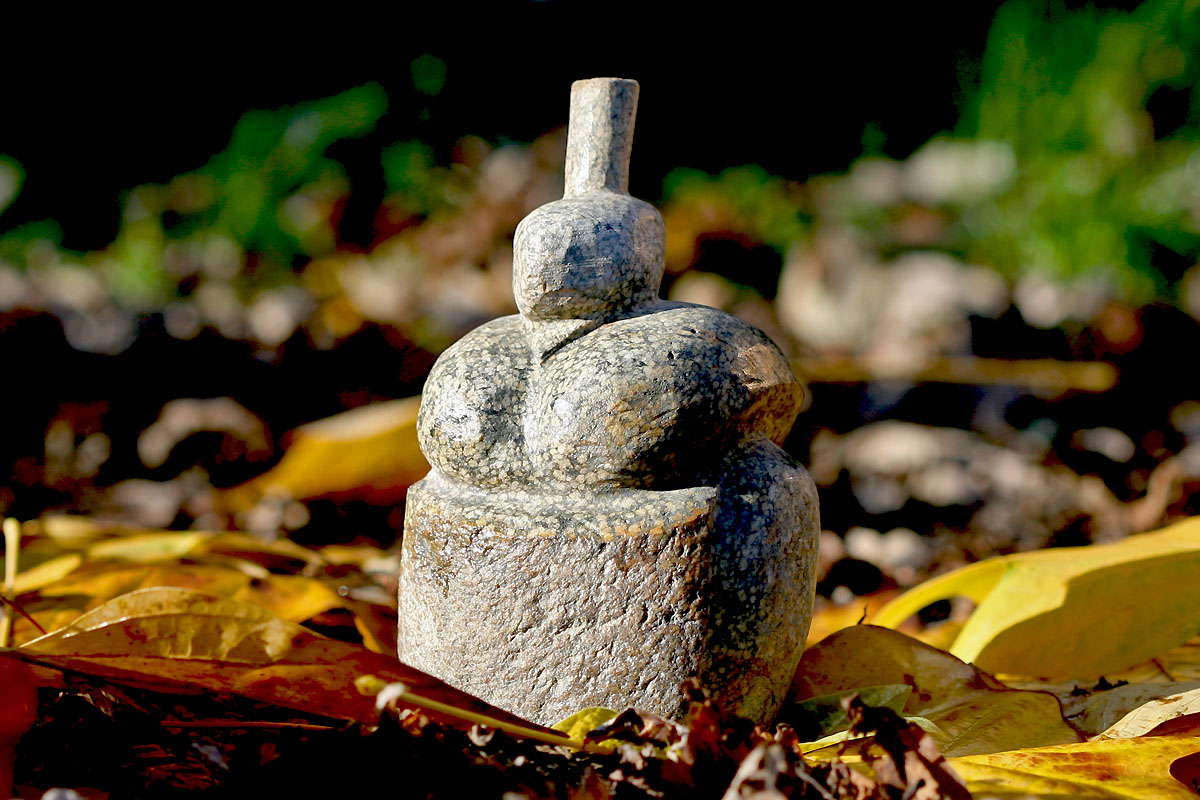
1100, 687, 1200, 739
1059, 679, 1200, 736
791, 625, 1081, 757
873, 517, 1200, 679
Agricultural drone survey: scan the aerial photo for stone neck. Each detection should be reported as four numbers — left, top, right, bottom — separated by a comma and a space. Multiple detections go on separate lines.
521, 297, 672, 363
523, 317, 604, 363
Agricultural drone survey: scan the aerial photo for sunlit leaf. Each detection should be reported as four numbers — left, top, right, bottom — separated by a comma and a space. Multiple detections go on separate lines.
551, 706, 619, 746
1006, 634, 1200, 731
18, 587, 547, 735
949, 715, 1200, 799
37, 562, 343, 625
196, 532, 323, 571
27, 515, 127, 545
873, 517, 1200, 678
226, 397, 428, 507
88, 532, 213, 563
792, 625, 1080, 757
344, 598, 397, 657
11, 553, 82, 594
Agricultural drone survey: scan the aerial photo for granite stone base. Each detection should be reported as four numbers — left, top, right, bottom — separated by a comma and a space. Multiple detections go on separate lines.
398, 456, 818, 726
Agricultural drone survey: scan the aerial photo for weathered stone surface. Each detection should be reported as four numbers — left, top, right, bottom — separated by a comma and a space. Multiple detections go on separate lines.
399, 77, 820, 725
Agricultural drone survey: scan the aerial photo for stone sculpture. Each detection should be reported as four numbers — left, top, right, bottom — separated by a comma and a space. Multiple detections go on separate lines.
398, 78, 819, 725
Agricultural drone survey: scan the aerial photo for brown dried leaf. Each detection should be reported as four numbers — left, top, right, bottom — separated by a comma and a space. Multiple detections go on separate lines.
17, 586, 551, 737
846, 696, 972, 800
792, 625, 1081, 757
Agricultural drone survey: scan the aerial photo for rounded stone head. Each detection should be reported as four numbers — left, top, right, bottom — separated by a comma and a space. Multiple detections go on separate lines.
513, 77, 665, 322
513, 194, 665, 320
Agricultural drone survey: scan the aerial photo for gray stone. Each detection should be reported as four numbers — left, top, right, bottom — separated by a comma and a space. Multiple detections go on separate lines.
398, 78, 820, 725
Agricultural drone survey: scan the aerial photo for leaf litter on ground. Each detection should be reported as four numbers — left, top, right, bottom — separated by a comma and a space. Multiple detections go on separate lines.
6, 509, 1200, 796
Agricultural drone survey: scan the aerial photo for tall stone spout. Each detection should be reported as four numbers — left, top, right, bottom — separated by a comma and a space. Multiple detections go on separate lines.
564, 78, 639, 197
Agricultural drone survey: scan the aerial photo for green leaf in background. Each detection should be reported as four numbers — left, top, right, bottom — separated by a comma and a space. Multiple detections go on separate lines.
195, 82, 389, 264
382, 140, 440, 215
0, 84, 390, 307
0, 219, 62, 267
410, 54, 447, 97
956, 0, 1200, 301
662, 165, 808, 258
0, 156, 22, 218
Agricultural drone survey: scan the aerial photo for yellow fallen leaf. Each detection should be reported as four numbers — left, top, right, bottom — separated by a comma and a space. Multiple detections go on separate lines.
1004, 634, 1200, 729
226, 397, 428, 507
344, 598, 397, 657
87, 531, 213, 562
11, 553, 83, 594
950, 715, 1200, 799
6, 595, 91, 647
873, 517, 1200, 679
26, 515, 143, 545
4, 517, 395, 650
196, 532, 323, 571
792, 625, 1080, 757
1115, 636, 1200, 685
552, 706, 620, 750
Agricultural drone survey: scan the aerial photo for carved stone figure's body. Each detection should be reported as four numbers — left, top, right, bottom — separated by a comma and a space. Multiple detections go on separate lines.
420, 302, 799, 491
398, 79, 819, 725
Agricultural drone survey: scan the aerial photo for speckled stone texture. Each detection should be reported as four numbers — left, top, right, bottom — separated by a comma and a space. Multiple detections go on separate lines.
398, 78, 820, 725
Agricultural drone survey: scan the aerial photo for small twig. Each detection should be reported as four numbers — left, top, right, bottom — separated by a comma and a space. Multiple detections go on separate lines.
0, 518, 19, 648
376, 683, 587, 751
0, 597, 46, 637
794, 355, 1117, 393
161, 719, 336, 731
1152, 657, 1177, 682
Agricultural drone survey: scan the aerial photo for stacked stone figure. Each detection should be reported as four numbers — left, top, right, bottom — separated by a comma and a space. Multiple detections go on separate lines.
398, 78, 820, 725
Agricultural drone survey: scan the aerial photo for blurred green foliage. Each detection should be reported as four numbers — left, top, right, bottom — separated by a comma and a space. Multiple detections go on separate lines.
0, 156, 22, 217
4, 7, 1200, 320
1, 83, 387, 306
958, 0, 1200, 300
410, 54, 448, 98
661, 0, 1200, 305
662, 165, 808, 257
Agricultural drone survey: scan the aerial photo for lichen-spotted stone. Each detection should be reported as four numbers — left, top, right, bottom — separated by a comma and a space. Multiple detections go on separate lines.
399, 78, 820, 725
